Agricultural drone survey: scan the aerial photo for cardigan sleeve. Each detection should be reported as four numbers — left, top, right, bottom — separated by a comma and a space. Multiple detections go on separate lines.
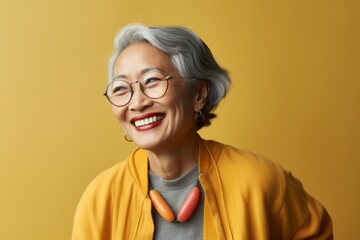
71, 174, 113, 240
274, 170, 333, 239
71, 194, 95, 240
71, 166, 119, 240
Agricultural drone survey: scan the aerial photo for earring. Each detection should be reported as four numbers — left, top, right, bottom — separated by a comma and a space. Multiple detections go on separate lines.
195, 111, 204, 123
124, 133, 132, 142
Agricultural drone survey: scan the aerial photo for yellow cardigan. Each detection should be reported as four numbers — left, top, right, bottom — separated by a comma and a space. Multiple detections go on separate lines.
72, 139, 333, 239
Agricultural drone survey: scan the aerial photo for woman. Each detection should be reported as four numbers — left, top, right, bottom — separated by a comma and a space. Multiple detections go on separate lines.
72, 24, 333, 239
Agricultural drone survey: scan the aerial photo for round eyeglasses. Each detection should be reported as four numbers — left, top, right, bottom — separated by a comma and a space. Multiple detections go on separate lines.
103, 70, 179, 107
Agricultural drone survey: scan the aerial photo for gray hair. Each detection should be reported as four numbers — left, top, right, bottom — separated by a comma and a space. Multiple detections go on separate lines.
108, 24, 231, 129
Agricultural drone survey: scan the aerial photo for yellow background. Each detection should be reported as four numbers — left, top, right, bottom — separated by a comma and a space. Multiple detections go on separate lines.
1, 0, 359, 239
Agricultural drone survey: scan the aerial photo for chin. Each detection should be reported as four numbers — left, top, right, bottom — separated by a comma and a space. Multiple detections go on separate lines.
132, 137, 162, 150
134, 142, 162, 152
134, 133, 178, 151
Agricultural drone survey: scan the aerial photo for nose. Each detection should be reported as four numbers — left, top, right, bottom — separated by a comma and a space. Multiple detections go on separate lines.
128, 82, 152, 111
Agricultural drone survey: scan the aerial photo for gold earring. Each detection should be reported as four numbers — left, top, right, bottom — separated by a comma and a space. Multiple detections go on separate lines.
124, 133, 132, 142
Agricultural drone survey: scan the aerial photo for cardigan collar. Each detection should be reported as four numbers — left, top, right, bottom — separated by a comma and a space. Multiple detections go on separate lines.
127, 137, 219, 195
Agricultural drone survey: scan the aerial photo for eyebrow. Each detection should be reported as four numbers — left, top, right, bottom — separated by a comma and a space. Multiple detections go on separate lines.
113, 67, 163, 81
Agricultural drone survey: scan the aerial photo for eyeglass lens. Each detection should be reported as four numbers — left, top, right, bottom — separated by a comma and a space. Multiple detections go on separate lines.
105, 70, 169, 107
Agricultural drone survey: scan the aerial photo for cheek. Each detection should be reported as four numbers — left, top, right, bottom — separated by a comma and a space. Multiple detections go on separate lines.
167, 87, 195, 109
171, 99, 196, 121
111, 106, 126, 121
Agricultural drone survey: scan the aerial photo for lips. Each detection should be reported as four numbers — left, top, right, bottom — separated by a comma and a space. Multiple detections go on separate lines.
131, 113, 165, 130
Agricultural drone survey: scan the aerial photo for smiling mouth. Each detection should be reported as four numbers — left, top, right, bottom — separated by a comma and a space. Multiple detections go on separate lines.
132, 114, 165, 127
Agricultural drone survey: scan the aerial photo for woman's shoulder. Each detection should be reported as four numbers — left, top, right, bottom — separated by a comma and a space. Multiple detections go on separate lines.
204, 139, 287, 192
92, 160, 129, 185
205, 139, 284, 175
78, 159, 132, 202
206, 140, 287, 204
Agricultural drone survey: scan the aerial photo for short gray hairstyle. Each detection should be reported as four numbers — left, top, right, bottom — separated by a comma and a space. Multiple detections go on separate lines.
108, 24, 231, 129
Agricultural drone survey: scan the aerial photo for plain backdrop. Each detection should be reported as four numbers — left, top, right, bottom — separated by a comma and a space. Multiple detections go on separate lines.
1, 0, 359, 239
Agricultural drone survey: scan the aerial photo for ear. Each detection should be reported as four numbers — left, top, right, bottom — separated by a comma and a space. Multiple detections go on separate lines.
194, 82, 208, 112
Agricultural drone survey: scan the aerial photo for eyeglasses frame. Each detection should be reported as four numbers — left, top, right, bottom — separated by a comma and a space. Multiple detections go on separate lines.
103, 72, 188, 107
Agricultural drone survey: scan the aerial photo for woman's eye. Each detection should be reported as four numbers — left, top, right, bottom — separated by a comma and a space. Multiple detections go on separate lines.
112, 86, 128, 95
144, 77, 161, 86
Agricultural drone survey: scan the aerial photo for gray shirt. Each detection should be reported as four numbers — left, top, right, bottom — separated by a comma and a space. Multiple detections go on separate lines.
149, 165, 204, 240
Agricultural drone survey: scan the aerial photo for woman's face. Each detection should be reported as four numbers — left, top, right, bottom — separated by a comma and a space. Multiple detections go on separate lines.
111, 42, 205, 150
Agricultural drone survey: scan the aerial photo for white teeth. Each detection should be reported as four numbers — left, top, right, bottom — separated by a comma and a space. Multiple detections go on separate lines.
134, 115, 164, 127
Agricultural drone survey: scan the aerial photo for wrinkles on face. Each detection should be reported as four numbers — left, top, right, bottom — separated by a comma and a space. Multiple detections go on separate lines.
111, 42, 198, 151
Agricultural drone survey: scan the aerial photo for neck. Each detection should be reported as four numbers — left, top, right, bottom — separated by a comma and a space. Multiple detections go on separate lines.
147, 134, 200, 180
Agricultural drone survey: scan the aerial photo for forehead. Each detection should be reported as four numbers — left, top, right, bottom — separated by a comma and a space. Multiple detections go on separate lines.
113, 42, 173, 79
